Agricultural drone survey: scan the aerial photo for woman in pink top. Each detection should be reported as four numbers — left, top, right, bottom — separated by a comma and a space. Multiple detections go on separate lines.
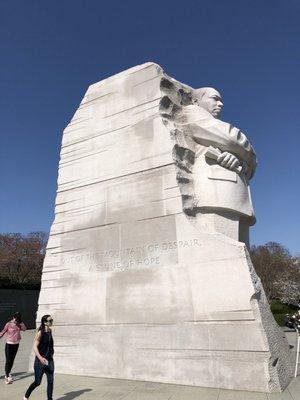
0, 312, 26, 384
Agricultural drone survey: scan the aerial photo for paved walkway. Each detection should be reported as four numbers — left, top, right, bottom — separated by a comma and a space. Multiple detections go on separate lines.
0, 330, 299, 400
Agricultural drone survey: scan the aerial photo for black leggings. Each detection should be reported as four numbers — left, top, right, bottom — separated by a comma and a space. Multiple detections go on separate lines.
25, 358, 54, 400
5, 343, 19, 376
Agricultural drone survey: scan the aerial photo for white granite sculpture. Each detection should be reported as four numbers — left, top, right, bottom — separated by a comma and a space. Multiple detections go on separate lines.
37, 63, 293, 392
160, 78, 256, 248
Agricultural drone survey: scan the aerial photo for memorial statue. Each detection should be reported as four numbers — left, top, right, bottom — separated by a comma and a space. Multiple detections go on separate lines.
39, 63, 292, 391
160, 79, 257, 247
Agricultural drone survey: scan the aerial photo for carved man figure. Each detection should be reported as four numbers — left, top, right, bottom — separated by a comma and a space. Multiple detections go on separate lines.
160, 81, 257, 247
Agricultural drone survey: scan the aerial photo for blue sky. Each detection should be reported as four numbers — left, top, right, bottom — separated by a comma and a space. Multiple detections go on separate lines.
0, 1, 299, 254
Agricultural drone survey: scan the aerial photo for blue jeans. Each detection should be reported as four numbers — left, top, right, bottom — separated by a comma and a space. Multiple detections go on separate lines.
25, 358, 54, 400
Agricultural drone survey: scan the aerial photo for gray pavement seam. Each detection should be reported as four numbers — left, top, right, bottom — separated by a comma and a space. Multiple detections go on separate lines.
287, 388, 295, 400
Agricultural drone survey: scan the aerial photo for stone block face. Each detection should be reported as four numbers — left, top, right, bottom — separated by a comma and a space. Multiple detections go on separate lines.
37, 63, 293, 392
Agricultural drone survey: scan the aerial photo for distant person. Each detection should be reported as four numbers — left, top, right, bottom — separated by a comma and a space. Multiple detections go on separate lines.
291, 313, 300, 330
284, 314, 294, 329
297, 312, 300, 330
24, 314, 54, 400
0, 311, 26, 384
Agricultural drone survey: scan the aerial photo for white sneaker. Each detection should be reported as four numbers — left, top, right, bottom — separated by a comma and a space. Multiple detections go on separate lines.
8, 374, 13, 383
4, 376, 11, 384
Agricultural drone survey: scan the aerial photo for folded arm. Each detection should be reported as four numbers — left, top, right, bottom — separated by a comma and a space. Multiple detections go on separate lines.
175, 105, 257, 179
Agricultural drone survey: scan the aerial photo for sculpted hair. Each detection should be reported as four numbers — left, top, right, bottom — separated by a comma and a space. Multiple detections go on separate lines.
193, 87, 221, 102
193, 87, 209, 100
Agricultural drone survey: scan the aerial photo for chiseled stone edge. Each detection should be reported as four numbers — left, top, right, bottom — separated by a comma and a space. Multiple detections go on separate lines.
245, 247, 293, 391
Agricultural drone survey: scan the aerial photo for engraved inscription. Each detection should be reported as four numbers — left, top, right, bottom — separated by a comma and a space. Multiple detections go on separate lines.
61, 239, 201, 272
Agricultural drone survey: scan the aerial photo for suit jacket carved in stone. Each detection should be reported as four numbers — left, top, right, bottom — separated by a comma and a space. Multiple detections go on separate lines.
159, 76, 257, 224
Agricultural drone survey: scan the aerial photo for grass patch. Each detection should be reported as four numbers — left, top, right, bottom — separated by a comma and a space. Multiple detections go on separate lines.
270, 300, 298, 326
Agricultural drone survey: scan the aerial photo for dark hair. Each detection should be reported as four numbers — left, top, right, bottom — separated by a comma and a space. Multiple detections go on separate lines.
38, 314, 51, 333
13, 312, 22, 324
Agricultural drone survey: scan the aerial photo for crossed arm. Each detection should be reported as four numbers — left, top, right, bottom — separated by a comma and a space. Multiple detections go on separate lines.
217, 151, 240, 171
175, 105, 257, 179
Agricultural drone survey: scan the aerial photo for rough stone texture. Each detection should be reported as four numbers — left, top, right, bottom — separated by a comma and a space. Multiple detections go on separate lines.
37, 63, 293, 392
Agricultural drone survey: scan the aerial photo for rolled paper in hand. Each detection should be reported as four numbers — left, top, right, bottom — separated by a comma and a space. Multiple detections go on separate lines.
205, 146, 243, 174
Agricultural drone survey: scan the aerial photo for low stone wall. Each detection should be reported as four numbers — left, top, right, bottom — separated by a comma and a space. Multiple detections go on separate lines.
0, 289, 39, 329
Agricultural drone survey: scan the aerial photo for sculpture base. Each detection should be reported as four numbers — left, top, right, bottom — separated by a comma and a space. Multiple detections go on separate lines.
40, 214, 293, 392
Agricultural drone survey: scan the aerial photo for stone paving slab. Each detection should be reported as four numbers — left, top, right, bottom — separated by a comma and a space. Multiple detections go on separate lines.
0, 330, 298, 400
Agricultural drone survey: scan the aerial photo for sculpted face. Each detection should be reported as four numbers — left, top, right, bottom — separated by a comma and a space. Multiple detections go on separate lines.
194, 87, 223, 118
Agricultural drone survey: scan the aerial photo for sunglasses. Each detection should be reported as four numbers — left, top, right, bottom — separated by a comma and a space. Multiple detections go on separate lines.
46, 318, 53, 323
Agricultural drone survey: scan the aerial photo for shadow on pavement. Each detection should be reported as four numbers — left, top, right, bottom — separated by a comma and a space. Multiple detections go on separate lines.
56, 389, 93, 400
14, 372, 34, 381
0, 371, 33, 381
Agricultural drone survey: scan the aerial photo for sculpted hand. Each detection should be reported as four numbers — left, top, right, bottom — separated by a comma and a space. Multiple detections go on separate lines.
217, 152, 240, 171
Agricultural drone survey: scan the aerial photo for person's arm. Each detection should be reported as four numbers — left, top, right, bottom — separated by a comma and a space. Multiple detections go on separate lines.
20, 322, 26, 331
0, 323, 8, 339
33, 331, 47, 365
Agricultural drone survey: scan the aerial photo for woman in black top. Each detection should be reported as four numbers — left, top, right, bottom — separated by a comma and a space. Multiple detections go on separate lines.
23, 315, 54, 400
